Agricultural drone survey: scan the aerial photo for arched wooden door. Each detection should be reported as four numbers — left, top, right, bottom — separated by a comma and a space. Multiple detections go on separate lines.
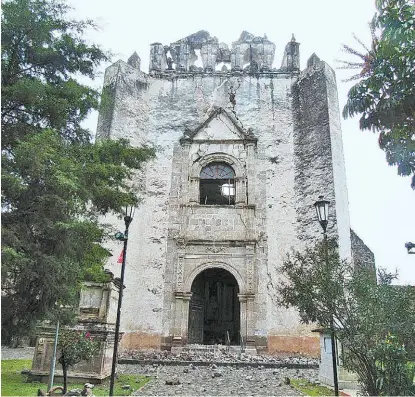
188, 268, 240, 344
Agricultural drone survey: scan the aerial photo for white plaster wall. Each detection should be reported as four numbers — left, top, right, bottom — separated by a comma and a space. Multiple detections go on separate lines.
324, 63, 352, 260
97, 64, 348, 341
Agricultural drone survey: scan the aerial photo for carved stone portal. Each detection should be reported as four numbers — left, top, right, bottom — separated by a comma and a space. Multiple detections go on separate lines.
188, 268, 240, 344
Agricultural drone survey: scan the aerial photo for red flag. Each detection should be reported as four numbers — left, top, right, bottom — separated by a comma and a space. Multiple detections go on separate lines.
117, 250, 124, 264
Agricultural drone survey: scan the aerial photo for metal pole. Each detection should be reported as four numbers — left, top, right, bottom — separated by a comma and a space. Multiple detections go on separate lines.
323, 232, 339, 396
330, 317, 339, 396
109, 218, 130, 396
47, 319, 60, 392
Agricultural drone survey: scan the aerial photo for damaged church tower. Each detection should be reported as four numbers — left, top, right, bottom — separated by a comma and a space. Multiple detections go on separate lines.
96, 31, 373, 356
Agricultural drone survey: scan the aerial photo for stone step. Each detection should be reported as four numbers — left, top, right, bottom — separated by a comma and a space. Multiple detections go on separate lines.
117, 358, 319, 369
173, 344, 257, 356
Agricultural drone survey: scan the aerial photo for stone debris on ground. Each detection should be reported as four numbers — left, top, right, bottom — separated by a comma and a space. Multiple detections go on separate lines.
117, 363, 319, 396
119, 346, 319, 367
2, 346, 35, 360
2, 346, 321, 395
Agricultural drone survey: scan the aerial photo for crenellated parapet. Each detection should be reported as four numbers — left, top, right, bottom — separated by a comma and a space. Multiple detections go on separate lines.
147, 30, 297, 76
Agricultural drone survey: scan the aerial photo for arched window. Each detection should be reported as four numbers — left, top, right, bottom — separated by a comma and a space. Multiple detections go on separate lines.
200, 163, 235, 205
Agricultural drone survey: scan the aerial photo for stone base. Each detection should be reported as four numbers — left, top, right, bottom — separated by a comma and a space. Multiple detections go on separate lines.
119, 331, 162, 351
267, 335, 320, 357
27, 371, 108, 385
30, 323, 118, 383
119, 332, 320, 357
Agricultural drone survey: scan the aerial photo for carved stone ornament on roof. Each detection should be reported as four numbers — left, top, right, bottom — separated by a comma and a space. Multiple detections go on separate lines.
179, 107, 258, 145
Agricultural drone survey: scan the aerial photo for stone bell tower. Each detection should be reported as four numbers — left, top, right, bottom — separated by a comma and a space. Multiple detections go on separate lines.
96, 30, 373, 356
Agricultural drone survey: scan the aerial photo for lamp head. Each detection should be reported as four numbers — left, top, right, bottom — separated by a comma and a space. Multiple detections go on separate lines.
114, 231, 126, 241
314, 196, 330, 233
123, 206, 135, 229
405, 242, 415, 254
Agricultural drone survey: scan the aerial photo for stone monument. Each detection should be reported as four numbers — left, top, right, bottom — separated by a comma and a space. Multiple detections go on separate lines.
29, 280, 120, 383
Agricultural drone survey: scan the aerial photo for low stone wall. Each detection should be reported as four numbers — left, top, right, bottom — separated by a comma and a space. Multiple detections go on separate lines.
119, 332, 320, 358
268, 335, 320, 358
118, 347, 319, 367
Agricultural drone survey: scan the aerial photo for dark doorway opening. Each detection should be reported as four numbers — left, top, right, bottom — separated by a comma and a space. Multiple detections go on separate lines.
188, 268, 240, 345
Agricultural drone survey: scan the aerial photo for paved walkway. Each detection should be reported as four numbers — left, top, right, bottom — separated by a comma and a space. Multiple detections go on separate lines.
1, 346, 35, 360
119, 363, 318, 396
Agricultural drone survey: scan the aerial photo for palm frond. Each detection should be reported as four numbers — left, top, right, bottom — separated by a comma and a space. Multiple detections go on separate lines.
353, 33, 371, 53
341, 44, 367, 60
342, 74, 365, 82
335, 59, 364, 67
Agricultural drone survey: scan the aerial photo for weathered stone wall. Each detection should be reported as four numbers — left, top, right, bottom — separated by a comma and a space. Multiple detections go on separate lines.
292, 57, 351, 259
96, 33, 356, 357
350, 229, 375, 269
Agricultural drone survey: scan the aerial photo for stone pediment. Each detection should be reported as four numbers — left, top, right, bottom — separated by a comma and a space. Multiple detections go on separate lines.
180, 108, 257, 144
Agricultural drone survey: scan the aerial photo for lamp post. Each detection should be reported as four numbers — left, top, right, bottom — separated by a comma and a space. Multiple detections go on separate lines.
314, 196, 339, 397
109, 206, 135, 397
405, 242, 415, 254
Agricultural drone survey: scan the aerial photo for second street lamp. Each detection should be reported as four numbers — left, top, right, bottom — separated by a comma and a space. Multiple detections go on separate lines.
314, 196, 339, 397
405, 242, 415, 254
109, 206, 135, 397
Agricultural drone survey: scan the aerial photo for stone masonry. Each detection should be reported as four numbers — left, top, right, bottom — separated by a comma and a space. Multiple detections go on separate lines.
96, 31, 374, 357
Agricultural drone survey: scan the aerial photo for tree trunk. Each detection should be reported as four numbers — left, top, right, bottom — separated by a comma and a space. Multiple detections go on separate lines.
62, 358, 68, 394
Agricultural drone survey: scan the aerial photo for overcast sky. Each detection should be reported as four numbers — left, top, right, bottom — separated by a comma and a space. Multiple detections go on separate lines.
68, 0, 415, 285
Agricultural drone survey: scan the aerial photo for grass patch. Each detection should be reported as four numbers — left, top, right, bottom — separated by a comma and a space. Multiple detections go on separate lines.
290, 378, 335, 396
1, 359, 150, 396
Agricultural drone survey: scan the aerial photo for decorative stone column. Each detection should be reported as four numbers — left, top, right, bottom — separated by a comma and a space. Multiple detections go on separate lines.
149, 43, 167, 72
245, 294, 256, 346
238, 293, 256, 347
235, 176, 246, 206
188, 177, 200, 204
280, 36, 300, 71
238, 294, 248, 341
257, 41, 276, 71
201, 42, 219, 72
245, 139, 257, 207
170, 42, 190, 72
231, 45, 243, 71
173, 291, 192, 346
180, 141, 192, 203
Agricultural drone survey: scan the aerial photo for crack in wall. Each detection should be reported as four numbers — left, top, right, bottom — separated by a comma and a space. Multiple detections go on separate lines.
266, 261, 279, 308
217, 114, 238, 136
236, 211, 247, 228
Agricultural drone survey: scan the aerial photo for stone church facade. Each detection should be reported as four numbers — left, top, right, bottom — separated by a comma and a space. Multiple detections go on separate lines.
96, 31, 374, 357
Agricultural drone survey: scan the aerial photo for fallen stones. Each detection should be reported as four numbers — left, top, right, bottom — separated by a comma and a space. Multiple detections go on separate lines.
212, 370, 222, 378
121, 362, 318, 396
165, 377, 181, 385
119, 347, 319, 368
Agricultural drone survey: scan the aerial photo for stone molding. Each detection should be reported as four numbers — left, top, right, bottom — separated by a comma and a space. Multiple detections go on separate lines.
183, 260, 245, 294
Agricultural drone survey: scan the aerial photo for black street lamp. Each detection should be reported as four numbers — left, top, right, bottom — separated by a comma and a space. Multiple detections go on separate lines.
314, 196, 339, 397
405, 242, 415, 254
109, 206, 135, 397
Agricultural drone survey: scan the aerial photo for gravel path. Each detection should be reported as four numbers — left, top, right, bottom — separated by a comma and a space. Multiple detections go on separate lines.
118, 363, 317, 396
1, 347, 317, 395
1, 346, 35, 360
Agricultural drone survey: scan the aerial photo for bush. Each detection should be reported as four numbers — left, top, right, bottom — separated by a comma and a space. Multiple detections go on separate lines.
58, 330, 99, 393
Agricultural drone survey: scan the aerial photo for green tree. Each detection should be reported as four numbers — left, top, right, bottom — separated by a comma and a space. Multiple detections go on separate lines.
58, 330, 99, 393
340, 0, 415, 188
1, 0, 155, 343
278, 240, 415, 396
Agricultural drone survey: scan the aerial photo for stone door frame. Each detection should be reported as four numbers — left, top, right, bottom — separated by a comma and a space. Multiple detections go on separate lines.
172, 262, 255, 346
